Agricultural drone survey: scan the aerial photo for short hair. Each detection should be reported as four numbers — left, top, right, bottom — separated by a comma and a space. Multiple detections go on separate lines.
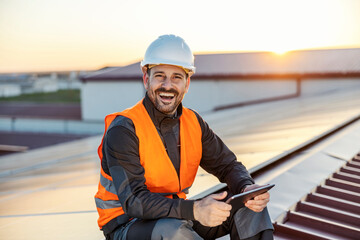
147, 66, 189, 79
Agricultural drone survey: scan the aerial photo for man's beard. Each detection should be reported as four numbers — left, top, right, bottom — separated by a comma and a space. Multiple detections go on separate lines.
152, 88, 183, 115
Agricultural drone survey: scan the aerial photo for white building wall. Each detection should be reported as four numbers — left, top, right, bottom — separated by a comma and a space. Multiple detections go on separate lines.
82, 78, 360, 121
183, 79, 297, 113
183, 81, 219, 113
81, 81, 144, 121
301, 78, 360, 96
58, 79, 82, 90
33, 77, 59, 93
0, 84, 21, 97
82, 78, 298, 121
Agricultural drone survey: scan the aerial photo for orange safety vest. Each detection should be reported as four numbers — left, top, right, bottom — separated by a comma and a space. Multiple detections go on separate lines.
94, 100, 202, 231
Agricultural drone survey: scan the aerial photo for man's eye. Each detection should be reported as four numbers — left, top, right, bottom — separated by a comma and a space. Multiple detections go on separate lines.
174, 76, 183, 79
155, 74, 164, 78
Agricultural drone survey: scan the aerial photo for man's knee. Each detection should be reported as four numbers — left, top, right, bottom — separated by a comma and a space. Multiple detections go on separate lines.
151, 218, 202, 240
234, 207, 274, 239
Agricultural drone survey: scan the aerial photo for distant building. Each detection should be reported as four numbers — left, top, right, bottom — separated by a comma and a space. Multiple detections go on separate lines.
0, 84, 21, 97
0, 71, 84, 97
80, 48, 360, 121
27, 73, 59, 94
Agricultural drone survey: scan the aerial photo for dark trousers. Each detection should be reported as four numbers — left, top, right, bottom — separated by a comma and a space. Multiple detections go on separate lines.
108, 207, 274, 240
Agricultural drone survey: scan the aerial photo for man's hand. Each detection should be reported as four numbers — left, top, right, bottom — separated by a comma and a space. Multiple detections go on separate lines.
243, 184, 270, 212
193, 191, 232, 227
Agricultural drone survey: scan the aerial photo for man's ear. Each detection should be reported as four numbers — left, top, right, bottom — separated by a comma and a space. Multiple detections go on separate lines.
185, 77, 190, 93
142, 66, 150, 90
143, 72, 149, 90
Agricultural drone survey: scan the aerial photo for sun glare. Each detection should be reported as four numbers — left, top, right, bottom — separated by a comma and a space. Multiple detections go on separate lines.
264, 43, 293, 55
272, 48, 289, 55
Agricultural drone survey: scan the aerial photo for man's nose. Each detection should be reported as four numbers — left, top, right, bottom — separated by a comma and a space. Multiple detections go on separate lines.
161, 78, 172, 89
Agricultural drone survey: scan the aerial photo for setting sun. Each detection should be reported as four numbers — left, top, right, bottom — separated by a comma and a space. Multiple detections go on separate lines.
272, 49, 289, 55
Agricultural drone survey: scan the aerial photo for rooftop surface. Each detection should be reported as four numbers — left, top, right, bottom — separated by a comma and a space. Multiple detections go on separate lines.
0, 102, 81, 120
0, 131, 90, 153
273, 150, 360, 239
0, 86, 359, 239
82, 48, 360, 81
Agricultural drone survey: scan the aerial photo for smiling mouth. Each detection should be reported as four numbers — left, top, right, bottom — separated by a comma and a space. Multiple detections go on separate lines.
159, 92, 175, 102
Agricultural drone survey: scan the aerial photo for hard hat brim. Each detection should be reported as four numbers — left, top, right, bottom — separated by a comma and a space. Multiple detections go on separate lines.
141, 59, 195, 74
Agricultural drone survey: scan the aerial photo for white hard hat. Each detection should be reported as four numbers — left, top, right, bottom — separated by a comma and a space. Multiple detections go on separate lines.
141, 34, 195, 74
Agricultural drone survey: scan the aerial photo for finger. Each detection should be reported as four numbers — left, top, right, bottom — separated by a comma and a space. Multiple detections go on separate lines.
211, 215, 229, 223
214, 208, 231, 218
206, 212, 230, 226
246, 202, 267, 209
254, 192, 270, 200
245, 201, 267, 212
245, 200, 267, 209
211, 191, 228, 200
212, 213, 230, 223
247, 194, 270, 204
246, 199, 269, 208
243, 184, 260, 192
208, 207, 231, 219
212, 200, 232, 211
209, 208, 230, 217
208, 219, 225, 227
245, 200, 267, 208
246, 205, 264, 212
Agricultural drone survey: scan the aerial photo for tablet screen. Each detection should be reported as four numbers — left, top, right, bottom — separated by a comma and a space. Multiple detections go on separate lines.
226, 184, 275, 210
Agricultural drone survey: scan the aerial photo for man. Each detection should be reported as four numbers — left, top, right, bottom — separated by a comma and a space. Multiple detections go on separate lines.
95, 34, 274, 239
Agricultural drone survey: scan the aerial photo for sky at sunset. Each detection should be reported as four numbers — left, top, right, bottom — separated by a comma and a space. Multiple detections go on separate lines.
1, 0, 360, 73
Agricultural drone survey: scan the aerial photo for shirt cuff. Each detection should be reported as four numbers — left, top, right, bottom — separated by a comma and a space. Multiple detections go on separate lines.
180, 199, 195, 220
238, 179, 255, 193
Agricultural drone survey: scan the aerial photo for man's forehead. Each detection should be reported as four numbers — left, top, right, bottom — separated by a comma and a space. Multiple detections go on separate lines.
150, 64, 186, 75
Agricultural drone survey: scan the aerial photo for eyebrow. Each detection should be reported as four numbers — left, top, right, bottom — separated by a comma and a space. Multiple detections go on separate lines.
153, 71, 165, 75
152, 71, 185, 78
173, 73, 185, 78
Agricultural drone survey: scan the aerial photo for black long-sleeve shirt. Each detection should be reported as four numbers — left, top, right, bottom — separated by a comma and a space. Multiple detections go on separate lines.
101, 94, 254, 224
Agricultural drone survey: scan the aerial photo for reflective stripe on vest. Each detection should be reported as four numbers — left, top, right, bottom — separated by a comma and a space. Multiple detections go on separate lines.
94, 100, 202, 230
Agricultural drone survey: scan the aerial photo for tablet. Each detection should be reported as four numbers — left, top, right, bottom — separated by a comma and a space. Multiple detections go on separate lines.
226, 184, 275, 210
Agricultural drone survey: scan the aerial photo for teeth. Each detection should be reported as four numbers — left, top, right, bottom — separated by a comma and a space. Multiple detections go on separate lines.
159, 92, 174, 97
